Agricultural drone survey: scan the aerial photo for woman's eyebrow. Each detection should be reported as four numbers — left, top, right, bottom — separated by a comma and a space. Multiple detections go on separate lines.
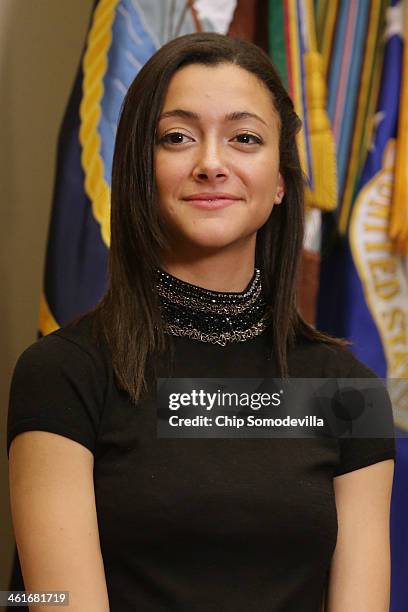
158, 109, 268, 127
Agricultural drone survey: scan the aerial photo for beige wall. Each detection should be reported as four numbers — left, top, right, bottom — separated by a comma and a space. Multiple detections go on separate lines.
0, 0, 94, 603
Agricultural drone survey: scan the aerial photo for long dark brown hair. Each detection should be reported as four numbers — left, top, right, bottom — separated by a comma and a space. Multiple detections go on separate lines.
72, 32, 344, 404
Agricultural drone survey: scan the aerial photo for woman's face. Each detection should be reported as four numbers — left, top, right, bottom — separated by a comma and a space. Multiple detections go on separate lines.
154, 63, 284, 254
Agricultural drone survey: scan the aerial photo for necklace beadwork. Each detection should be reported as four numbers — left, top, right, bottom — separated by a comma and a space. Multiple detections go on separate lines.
156, 267, 269, 346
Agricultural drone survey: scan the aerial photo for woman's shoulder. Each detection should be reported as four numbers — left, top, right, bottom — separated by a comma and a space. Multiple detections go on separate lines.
289, 335, 379, 379
15, 311, 110, 377
8, 312, 110, 459
54, 311, 107, 357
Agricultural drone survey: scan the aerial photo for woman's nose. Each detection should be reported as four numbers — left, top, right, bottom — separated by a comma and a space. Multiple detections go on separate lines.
192, 138, 229, 180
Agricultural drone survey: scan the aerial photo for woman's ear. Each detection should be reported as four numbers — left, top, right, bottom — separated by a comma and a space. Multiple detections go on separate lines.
274, 172, 285, 204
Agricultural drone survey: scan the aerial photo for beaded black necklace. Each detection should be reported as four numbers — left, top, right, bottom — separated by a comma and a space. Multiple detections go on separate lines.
156, 267, 269, 346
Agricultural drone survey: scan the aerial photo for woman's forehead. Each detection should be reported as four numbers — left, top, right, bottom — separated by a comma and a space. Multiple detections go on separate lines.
160, 64, 279, 127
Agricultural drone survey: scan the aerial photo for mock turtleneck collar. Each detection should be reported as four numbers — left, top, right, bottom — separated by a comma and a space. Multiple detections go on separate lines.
155, 267, 268, 346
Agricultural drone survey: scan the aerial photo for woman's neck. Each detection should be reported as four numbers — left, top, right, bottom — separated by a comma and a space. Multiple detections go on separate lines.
159, 244, 256, 293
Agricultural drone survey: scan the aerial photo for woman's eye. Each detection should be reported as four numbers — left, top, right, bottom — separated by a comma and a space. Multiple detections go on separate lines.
160, 132, 192, 145
232, 133, 262, 145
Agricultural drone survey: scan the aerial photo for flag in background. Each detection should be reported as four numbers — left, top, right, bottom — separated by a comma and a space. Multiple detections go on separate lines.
268, 0, 338, 325
315, 0, 388, 234
269, 0, 338, 213
316, 0, 408, 610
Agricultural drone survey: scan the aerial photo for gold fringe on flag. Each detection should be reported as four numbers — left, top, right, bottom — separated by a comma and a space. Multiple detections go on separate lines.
79, 0, 117, 249
38, 291, 60, 336
303, 50, 337, 212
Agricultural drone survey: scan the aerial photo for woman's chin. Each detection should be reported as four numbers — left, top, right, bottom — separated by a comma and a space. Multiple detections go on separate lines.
162, 217, 255, 253
179, 230, 246, 251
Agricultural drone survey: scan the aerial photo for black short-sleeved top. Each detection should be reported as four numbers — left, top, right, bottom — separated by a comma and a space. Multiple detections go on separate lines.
7, 315, 396, 612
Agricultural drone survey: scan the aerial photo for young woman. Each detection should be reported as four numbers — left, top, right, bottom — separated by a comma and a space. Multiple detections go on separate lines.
8, 33, 395, 612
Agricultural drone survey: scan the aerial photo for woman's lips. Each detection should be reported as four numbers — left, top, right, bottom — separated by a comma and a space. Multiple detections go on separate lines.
183, 198, 242, 210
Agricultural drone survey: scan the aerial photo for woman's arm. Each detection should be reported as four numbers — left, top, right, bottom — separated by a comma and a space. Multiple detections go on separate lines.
8, 431, 110, 612
324, 459, 394, 612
